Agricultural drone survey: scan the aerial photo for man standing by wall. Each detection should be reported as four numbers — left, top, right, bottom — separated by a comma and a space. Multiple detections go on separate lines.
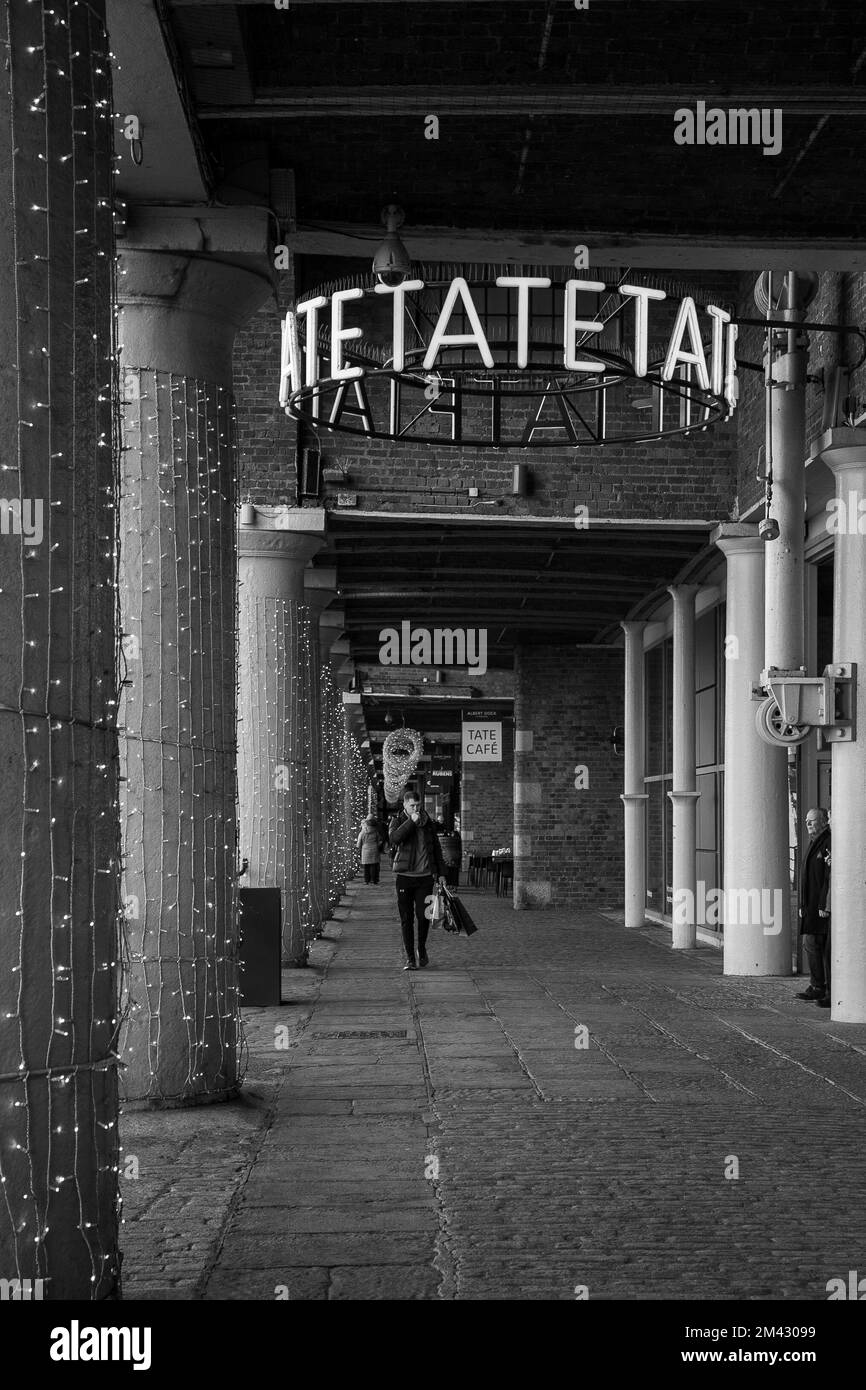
796, 808, 832, 1007
389, 791, 446, 971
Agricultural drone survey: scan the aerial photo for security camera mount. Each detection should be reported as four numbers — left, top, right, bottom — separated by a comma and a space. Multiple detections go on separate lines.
752, 664, 856, 748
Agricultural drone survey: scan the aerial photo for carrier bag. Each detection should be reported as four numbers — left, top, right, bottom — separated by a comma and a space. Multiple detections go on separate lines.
441, 885, 478, 937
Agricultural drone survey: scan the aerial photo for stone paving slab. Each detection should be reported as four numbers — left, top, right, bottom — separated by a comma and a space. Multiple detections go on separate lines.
119, 883, 866, 1300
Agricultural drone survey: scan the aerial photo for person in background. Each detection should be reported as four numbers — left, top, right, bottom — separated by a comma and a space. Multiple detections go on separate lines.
389, 790, 446, 970
357, 815, 384, 886
796, 807, 831, 1007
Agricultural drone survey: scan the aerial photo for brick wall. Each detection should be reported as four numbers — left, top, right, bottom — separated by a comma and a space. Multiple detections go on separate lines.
461, 724, 514, 862
234, 286, 298, 506
513, 645, 624, 909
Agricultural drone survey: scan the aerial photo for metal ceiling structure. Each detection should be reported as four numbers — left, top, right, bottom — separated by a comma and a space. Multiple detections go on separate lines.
320, 515, 713, 661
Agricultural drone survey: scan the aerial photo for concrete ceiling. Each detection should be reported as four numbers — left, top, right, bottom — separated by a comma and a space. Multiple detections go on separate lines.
154, 0, 866, 265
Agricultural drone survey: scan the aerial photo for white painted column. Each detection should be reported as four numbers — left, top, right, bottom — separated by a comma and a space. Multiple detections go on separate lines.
758, 283, 808, 975
668, 586, 700, 949
621, 621, 648, 928
815, 427, 866, 1021
714, 525, 790, 974
237, 511, 325, 966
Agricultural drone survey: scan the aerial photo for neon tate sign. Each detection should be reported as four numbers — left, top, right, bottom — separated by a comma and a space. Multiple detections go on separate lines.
278, 276, 740, 448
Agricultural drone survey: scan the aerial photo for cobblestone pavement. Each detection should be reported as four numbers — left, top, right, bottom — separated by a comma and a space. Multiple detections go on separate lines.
120, 881, 866, 1300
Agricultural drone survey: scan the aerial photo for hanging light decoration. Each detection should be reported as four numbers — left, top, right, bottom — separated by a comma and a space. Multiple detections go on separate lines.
382, 727, 423, 803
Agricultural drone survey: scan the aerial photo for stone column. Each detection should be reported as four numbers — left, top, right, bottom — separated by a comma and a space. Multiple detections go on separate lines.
237, 510, 326, 965
117, 237, 271, 1103
0, 0, 120, 1299
668, 587, 701, 948
621, 622, 649, 928
714, 525, 790, 975
815, 428, 866, 1020
304, 567, 339, 937
319, 611, 346, 911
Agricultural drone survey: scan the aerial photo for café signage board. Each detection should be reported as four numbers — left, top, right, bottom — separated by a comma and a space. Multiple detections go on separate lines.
462, 707, 503, 763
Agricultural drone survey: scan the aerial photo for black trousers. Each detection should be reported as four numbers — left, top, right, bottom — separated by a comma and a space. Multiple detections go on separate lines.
363, 862, 380, 884
803, 930, 831, 994
396, 873, 434, 961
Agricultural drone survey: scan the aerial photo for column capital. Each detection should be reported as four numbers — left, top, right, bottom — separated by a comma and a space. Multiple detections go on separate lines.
712, 522, 764, 557
620, 619, 647, 640
813, 426, 866, 474
237, 529, 324, 568
118, 233, 272, 386
666, 582, 699, 604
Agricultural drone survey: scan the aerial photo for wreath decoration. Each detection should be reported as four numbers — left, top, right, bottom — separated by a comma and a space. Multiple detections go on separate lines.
383, 727, 423, 804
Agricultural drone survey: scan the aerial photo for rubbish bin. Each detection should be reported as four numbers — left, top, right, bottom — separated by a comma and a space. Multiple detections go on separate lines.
239, 888, 282, 1006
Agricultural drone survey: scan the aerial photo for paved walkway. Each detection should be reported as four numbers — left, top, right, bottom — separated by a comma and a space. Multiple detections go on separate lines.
120, 880, 866, 1300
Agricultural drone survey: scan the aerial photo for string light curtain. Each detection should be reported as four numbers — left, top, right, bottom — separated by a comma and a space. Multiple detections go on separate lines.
117, 371, 240, 1103
303, 615, 326, 937
319, 664, 366, 907
238, 593, 313, 963
0, 0, 122, 1299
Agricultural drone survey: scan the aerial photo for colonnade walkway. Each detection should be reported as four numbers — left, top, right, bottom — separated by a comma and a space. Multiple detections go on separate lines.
120, 878, 866, 1300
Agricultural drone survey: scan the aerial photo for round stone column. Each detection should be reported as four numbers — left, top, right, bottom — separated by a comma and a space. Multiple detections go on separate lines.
815, 428, 866, 1021
237, 518, 325, 965
714, 525, 790, 975
621, 622, 649, 928
117, 250, 270, 1103
320, 612, 347, 912
668, 587, 701, 949
0, 0, 120, 1298
304, 570, 339, 938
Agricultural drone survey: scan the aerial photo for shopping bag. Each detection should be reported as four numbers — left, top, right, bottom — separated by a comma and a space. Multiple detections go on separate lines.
424, 885, 447, 927
441, 885, 478, 937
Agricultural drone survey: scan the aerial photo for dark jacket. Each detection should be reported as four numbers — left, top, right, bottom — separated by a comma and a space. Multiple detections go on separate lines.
388, 810, 445, 877
799, 828, 831, 935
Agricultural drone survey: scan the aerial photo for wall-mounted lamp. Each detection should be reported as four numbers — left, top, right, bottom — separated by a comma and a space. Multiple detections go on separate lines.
513, 464, 531, 497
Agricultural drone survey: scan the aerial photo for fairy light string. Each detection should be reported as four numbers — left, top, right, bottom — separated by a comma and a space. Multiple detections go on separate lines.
0, 0, 122, 1300
117, 369, 241, 1104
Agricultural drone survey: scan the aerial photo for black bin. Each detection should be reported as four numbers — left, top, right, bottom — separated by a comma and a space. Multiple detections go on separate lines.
239, 888, 282, 1006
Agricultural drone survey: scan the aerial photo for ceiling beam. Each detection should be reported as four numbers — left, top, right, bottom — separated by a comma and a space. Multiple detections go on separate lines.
200, 85, 866, 118
283, 223, 866, 271
328, 513, 712, 531
172, 0, 698, 6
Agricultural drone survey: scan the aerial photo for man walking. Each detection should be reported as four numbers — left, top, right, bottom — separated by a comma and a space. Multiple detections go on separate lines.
389, 790, 446, 971
796, 807, 831, 1008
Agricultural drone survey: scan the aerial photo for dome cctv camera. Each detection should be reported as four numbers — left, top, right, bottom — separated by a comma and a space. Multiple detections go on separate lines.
759, 516, 781, 542
373, 204, 411, 287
